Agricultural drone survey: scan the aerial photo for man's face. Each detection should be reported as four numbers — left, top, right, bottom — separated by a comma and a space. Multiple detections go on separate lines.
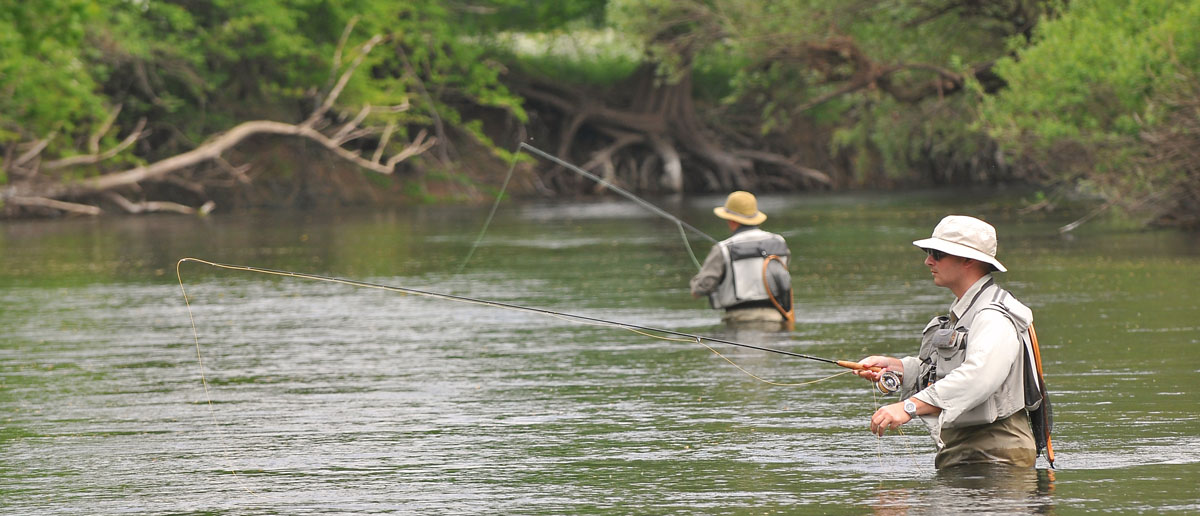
924, 249, 970, 289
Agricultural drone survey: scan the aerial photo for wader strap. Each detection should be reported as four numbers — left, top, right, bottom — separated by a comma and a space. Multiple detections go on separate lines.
1028, 323, 1055, 467
953, 277, 995, 324
762, 254, 794, 331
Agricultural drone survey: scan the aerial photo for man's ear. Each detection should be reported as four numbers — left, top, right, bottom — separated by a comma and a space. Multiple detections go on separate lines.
963, 258, 988, 273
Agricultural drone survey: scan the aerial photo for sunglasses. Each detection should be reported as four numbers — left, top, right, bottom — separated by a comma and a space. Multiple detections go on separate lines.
923, 248, 948, 261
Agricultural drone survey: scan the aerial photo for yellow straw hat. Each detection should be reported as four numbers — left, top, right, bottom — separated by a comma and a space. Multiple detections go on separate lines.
713, 191, 767, 226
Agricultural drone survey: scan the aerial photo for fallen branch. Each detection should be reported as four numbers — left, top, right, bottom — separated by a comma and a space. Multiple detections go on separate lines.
2, 27, 444, 218
103, 191, 215, 215
44, 118, 147, 170
19, 119, 434, 200
7, 196, 104, 216
14, 136, 54, 171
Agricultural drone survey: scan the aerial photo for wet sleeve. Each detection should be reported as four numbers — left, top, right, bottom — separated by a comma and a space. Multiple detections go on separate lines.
914, 310, 1020, 423
689, 246, 725, 296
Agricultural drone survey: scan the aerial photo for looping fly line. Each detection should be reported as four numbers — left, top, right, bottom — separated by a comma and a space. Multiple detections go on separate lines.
177, 257, 850, 389
456, 142, 712, 273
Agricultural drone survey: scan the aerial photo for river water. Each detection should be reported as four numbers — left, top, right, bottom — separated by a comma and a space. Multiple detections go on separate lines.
2, 190, 1198, 514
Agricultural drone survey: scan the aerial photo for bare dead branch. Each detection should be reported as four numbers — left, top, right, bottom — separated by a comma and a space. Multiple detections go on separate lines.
214, 156, 252, 184
10, 119, 434, 201
374, 102, 411, 113
333, 104, 373, 141
373, 121, 396, 164
332, 16, 360, 71
15, 135, 54, 169
88, 104, 123, 154
385, 129, 435, 168
7, 196, 103, 216
103, 191, 214, 215
305, 34, 386, 127
334, 127, 380, 146
44, 118, 147, 170
3, 28, 434, 219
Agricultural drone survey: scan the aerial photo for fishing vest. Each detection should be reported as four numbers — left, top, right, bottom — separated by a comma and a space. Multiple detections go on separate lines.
913, 278, 1032, 428
708, 229, 791, 310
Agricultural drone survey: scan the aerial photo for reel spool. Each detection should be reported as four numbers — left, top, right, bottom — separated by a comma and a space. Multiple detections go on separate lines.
875, 371, 902, 396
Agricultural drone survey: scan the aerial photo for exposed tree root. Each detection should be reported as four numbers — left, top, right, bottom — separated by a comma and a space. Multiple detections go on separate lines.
513, 63, 831, 195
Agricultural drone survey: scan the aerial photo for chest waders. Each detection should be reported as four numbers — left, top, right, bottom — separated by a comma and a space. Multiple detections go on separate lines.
913, 279, 1055, 467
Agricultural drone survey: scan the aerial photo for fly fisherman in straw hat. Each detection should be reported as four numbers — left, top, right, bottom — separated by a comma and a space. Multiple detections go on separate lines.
689, 191, 793, 329
854, 215, 1039, 469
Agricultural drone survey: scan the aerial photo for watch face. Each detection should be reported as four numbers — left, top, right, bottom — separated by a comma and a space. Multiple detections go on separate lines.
904, 401, 916, 413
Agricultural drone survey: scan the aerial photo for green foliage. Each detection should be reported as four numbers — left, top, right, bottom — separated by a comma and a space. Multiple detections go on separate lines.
983, 0, 1196, 144
1, 0, 529, 185
601, 0, 1044, 182
351, 1, 528, 133
493, 29, 642, 88
475, 0, 609, 31
980, 0, 1200, 203
0, 0, 109, 143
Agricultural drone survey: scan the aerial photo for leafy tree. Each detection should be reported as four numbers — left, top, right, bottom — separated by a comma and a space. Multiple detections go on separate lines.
601, 0, 1052, 186
1, 0, 526, 216
980, 0, 1200, 226
0, 0, 109, 150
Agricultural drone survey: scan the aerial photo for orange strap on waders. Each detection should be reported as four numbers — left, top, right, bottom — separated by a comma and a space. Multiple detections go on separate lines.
762, 254, 794, 331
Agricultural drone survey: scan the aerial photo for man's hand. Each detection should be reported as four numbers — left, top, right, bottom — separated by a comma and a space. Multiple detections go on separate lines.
870, 402, 912, 437
854, 356, 902, 381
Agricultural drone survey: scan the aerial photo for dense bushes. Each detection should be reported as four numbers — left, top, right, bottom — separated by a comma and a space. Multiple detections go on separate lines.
980, 0, 1200, 226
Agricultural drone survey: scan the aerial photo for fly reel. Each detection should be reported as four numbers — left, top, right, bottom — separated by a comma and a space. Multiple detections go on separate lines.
875, 371, 902, 396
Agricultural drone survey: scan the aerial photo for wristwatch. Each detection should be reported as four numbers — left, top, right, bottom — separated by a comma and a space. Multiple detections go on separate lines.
903, 399, 918, 418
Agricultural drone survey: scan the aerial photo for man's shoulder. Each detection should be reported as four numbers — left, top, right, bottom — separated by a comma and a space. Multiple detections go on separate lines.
980, 285, 1034, 329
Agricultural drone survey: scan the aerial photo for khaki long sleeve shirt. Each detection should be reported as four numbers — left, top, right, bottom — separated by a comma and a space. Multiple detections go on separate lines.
900, 275, 1031, 442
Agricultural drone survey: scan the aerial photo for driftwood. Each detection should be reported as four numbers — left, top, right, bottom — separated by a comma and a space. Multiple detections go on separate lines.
2, 32, 436, 218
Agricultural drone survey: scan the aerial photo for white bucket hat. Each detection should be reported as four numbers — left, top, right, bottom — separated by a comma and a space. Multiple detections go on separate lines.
912, 215, 1007, 272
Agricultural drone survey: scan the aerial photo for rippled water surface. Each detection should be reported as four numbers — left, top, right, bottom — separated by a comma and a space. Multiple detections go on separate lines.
2, 190, 1198, 514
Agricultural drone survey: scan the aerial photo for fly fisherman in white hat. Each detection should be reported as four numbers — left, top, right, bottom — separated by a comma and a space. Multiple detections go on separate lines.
854, 215, 1038, 468
690, 191, 793, 329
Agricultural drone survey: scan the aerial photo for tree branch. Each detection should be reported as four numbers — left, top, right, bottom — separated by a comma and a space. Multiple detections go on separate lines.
305, 34, 386, 127
11, 118, 433, 200
102, 191, 214, 215
44, 118, 147, 170
6, 196, 103, 216
88, 104, 123, 154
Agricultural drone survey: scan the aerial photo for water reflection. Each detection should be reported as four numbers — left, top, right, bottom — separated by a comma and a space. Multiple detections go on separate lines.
873, 465, 1056, 515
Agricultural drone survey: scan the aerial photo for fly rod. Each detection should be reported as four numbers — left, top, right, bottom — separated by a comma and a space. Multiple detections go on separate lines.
519, 143, 716, 270
520, 143, 716, 244
178, 258, 880, 377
